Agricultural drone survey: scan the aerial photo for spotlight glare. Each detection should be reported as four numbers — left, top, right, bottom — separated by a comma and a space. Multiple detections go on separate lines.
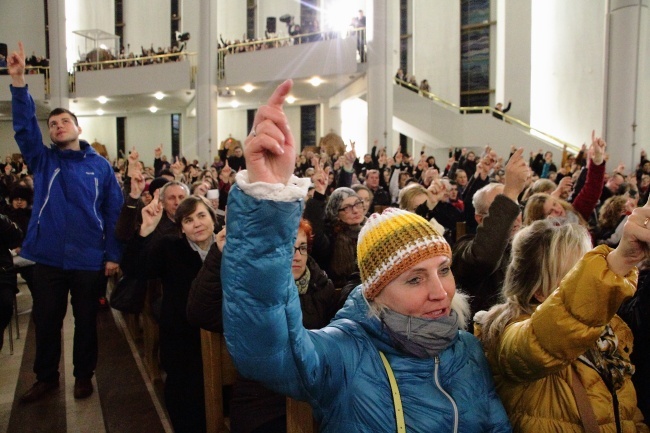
230, 100, 241, 108
154, 92, 165, 100
308, 76, 324, 87
149, 106, 159, 113
242, 84, 254, 93
97, 96, 108, 104
286, 95, 297, 104
96, 109, 104, 116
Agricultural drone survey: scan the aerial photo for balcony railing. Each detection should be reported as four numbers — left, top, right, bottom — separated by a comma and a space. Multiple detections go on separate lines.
217, 28, 366, 79
394, 77, 577, 153
0, 65, 50, 95
70, 51, 198, 93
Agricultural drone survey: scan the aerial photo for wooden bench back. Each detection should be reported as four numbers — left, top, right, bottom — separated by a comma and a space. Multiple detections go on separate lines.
201, 330, 237, 433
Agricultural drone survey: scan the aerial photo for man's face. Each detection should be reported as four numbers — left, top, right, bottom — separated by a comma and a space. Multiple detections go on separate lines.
544, 152, 553, 163
163, 185, 187, 219
234, 147, 243, 157
607, 174, 624, 193
365, 172, 379, 189
48, 113, 81, 146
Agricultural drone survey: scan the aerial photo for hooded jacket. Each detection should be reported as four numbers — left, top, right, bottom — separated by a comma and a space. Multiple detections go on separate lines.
222, 184, 511, 433
475, 245, 648, 433
11, 85, 123, 271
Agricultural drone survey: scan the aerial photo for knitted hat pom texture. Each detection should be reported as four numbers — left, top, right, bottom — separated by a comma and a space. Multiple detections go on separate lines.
357, 208, 451, 300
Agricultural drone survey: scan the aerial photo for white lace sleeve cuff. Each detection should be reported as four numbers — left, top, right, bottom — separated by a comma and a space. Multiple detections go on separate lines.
235, 171, 311, 202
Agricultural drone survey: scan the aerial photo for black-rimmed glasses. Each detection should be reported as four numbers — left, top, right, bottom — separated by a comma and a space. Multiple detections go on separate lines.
338, 200, 364, 214
293, 244, 308, 256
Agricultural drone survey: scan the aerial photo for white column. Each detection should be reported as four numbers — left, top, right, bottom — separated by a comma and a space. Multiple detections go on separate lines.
194, 0, 219, 165
605, 0, 648, 167
366, 0, 396, 153
48, 0, 69, 110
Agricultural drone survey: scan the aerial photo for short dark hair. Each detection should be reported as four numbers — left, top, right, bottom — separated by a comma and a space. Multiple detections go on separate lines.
48, 108, 79, 126
175, 196, 216, 230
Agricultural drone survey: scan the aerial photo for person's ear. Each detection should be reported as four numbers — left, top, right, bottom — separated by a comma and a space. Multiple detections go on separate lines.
475, 214, 483, 225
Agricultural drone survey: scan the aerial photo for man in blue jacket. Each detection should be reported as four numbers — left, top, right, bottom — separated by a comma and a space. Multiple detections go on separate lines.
7, 42, 123, 402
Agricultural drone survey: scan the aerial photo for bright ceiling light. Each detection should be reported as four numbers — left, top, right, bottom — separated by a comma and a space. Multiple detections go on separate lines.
154, 92, 165, 100
286, 95, 297, 104
230, 100, 241, 108
149, 106, 158, 113
99, 44, 107, 50
97, 96, 108, 104
242, 84, 255, 93
96, 109, 104, 116
308, 76, 324, 87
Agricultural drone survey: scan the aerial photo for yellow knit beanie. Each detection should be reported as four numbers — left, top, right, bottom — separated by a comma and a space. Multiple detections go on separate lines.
357, 208, 452, 300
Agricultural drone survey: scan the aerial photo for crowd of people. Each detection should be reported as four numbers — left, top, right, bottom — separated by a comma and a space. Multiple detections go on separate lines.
1, 42, 649, 433
74, 43, 187, 71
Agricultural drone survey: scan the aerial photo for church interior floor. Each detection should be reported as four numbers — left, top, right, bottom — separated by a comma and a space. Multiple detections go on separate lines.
0, 280, 174, 433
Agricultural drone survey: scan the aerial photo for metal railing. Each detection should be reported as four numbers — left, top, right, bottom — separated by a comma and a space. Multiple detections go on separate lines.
394, 78, 577, 153
70, 51, 198, 93
217, 28, 366, 79
0, 65, 50, 95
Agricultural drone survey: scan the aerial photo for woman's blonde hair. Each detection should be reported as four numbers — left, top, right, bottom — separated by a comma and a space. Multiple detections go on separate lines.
523, 193, 587, 226
398, 183, 428, 212
475, 219, 592, 350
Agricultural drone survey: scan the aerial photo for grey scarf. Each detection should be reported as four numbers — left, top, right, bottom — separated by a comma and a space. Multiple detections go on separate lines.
381, 309, 460, 358
187, 234, 215, 262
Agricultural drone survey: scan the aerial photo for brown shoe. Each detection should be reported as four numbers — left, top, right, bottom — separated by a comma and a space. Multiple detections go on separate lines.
20, 380, 60, 403
73, 378, 94, 399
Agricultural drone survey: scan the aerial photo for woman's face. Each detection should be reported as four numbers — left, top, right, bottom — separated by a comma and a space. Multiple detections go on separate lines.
375, 256, 455, 319
356, 190, 371, 214
181, 203, 215, 246
12, 197, 28, 209
141, 191, 153, 206
408, 193, 428, 213
338, 196, 365, 225
292, 229, 309, 280
543, 197, 566, 218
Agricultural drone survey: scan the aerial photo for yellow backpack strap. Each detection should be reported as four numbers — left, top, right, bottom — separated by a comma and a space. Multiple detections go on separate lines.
379, 351, 406, 432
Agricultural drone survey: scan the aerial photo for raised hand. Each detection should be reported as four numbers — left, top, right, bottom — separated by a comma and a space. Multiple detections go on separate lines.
129, 169, 146, 199
589, 130, 606, 166
139, 189, 164, 237
312, 158, 328, 195
220, 159, 233, 182
551, 176, 573, 199
343, 143, 357, 172
608, 201, 650, 276
7, 41, 26, 86
503, 148, 528, 201
245, 80, 295, 184
127, 146, 140, 170
171, 156, 184, 177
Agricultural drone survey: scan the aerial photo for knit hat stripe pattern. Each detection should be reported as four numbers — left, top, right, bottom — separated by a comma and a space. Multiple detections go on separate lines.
357, 208, 451, 300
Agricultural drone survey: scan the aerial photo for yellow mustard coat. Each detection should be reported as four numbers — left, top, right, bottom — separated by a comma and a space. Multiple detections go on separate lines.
481, 245, 648, 433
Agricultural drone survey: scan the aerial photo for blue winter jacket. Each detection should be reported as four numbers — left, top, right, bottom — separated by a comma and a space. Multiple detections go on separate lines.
222, 185, 511, 433
11, 85, 123, 271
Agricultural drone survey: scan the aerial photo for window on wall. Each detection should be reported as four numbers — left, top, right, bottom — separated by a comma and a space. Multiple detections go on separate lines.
460, 0, 492, 108
171, 0, 181, 48
301, 105, 317, 150
246, 0, 256, 40
115, 0, 124, 51
399, 0, 409, 74
44, 0, 50, 58
171, 114, 181, 158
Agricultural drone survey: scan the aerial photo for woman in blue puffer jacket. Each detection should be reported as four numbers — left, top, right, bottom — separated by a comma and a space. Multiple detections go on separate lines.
221, 80, 511, 433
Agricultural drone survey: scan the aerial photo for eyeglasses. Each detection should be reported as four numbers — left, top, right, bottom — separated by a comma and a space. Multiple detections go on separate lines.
338, 200, 364, 214
293, 244, 308, 256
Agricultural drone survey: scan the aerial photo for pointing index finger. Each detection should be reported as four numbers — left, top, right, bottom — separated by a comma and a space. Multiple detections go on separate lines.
267, 79, 293, 108
18, 41, 24, 58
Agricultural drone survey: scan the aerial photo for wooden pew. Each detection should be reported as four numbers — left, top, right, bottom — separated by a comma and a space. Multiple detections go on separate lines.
286, 397, 318, 433
201, 330, 237, 433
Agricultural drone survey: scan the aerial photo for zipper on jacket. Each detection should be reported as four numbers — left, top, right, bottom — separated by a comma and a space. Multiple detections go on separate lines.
434, 356, 458, 433
93, 177, 103, 231
38, 168, 61, 225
